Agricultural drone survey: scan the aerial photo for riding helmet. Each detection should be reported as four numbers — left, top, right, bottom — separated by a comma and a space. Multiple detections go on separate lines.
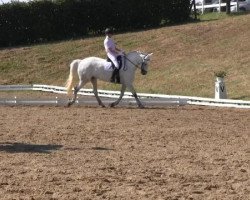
104, 28, 112, 35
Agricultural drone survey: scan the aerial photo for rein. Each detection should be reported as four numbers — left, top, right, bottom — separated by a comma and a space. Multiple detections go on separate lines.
124, 54, 146, 70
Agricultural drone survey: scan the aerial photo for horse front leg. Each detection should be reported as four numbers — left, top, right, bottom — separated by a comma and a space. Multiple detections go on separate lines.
128, 85, 144, 108
91, 77, 105, 107
110, 84, 126, 107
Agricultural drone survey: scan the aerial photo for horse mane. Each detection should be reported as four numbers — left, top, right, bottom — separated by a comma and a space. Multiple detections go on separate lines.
126, 51, 137, 55
126, 50, 145, 57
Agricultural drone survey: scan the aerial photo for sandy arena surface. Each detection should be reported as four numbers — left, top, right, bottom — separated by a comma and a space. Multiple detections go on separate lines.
0, 103, 249, 200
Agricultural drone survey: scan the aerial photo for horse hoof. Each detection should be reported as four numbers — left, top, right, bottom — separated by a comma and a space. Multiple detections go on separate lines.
110, 103, 115, 108
138, 105, 145, 109
67, 101, 73, 107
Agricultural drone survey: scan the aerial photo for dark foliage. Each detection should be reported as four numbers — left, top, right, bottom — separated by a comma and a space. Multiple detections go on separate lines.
0, 0, 190, 47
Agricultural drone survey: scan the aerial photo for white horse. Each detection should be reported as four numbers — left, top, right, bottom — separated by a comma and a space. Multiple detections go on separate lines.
65, 51, 153, 108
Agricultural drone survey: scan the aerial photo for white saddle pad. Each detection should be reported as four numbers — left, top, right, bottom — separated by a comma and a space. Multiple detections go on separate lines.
103, 61, 113, 71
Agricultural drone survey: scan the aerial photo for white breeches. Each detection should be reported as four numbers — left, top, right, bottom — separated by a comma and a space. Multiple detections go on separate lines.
107, 54, 119, 69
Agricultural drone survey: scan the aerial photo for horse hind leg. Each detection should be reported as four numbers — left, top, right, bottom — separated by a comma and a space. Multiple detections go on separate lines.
67, 80, 85, 107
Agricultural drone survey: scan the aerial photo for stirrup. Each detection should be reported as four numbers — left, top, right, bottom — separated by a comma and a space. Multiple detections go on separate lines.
110, 76, 120, 84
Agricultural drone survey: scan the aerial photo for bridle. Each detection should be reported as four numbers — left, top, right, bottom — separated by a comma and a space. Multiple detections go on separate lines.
124, 53, 149, 74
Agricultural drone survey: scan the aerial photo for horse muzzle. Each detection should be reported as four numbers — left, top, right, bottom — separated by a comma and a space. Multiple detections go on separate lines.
141, 69, 147, 75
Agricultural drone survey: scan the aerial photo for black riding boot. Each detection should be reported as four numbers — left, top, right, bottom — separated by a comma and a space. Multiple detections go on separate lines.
110, 68, 120, 83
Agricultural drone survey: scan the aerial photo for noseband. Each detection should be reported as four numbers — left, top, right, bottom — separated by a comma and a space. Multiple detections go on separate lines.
140, 60, 147, 75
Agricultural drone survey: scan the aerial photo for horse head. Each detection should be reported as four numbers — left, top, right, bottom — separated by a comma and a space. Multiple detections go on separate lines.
139, 52, 153, 75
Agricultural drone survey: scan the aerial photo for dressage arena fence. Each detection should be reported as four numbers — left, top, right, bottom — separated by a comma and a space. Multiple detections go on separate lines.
194, 2, 238, 14
0, 84, 250, 109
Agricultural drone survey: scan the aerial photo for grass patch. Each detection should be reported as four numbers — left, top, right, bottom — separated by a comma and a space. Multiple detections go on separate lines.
0, 14, 250, 100
198, 12, 228, 21
197, 11, 250, 21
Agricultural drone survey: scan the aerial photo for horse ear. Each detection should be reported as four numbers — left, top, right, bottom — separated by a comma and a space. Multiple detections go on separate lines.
145, 53, 153, 60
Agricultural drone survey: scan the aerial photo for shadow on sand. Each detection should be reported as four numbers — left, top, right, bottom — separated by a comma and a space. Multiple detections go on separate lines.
91, 147, 115, 151
0, 142, 63, 153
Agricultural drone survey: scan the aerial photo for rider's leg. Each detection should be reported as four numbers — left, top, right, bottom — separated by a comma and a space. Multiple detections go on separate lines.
115, 56, 122, 83
108, 55, 120, 83
111, 68, 120, 83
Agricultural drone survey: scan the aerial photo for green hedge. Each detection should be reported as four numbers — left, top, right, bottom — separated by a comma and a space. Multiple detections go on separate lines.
0, 0, 190, 47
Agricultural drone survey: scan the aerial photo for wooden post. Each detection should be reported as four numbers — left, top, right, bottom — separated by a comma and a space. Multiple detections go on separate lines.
219, 0, 221, 13
236, 0, 239, 12
226, 0, 231, 14
215, 77, 227, 99
191, 0, 197, 20
202, 0, 204, 14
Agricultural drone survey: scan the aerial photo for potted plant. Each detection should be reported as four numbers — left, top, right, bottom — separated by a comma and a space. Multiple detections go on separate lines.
214, 70, 227, 82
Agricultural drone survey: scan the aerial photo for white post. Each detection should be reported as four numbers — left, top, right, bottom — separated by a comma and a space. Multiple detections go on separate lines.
202, 0, 205, 14
215, 77, 227, 99
219, 0, 221, 13
236, 0, 239, 12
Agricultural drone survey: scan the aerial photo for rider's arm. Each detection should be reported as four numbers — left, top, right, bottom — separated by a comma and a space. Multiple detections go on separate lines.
115, 47, 122, 52
116, 47, 125, 54
107, 47, 119, 54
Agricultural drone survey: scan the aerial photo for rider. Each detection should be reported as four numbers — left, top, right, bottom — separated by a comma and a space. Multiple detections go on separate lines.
104, 28, 124, 83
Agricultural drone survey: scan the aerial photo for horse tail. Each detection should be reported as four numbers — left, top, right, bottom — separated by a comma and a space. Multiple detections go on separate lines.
65, 59, 80, 95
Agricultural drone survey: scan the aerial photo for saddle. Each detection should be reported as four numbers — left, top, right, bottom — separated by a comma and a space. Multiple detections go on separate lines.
106, 55, 123, 70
